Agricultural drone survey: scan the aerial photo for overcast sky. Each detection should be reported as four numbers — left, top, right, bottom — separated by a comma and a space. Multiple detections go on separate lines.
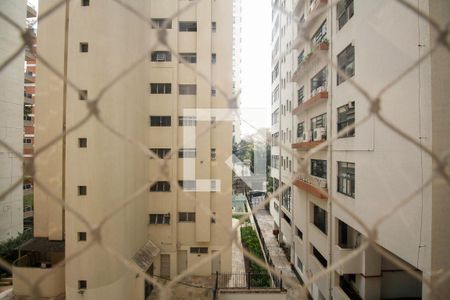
240, 0, 271, 136
29, 0, 272, 136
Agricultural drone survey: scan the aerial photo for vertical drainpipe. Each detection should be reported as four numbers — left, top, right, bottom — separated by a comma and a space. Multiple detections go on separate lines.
61, 0, 71, 239
277, 6, 282, 245
290, 0, 296, 266
327, 4, 334, 299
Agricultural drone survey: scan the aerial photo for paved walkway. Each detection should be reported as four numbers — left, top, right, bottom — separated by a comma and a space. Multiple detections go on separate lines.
230, 218, 246, 287
253, 208, 299, 287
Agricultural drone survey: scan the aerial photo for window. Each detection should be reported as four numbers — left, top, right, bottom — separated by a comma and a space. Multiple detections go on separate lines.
78, 138, 87, 148
179, 84, 197, 95
151, 51, 171, 62
179, 21, 197, 32
151, 18, 172, 29
150, 148, 171, 159
283, 213, 291, 225
311, 67, 327, 94
297, 122, 304, 138
211, 116, 216, 125
149, 214, 170, 224
272, 132, 279, 146
78, 280, 87, 290
337, 44, 355, 85
297, 50, 305, 66
272, 109, 279, 125
281, 186, 291, 211
80, 43, 88, 53
178, 148, 196, 158
190, 247, 208, 254
311, 21, 327, 45
211, 212, 216, 224
211, 53, 217, 64
297, 256, 303, 272
78, 186, 87, 196
311, 113, 327, 131
180, 53, 197, 63
211, 88, 217, 96
337, 102, 355, 137
297, 86, 304, 105
79, 90, 88, 100
337, 162, 355, 198
178, 212, 196, 222
312, 246, 328, 268
337, 0, 354, 29
313, 205, 327, 234
23, 138, 32, 144
272, 155, 280, 169
150, 181, 171, 192
212, 22, 217, 32
178, 116, 196, 126
311, 159, 327, 179
178, 180, 196, 191
81, 0, 89, 6
272, 63, 279, 83
78, 232, 87, 241
150, 116, 171, 127
150, 83, 171, 94
296, 227, 303, 240
211, 148, 217, 161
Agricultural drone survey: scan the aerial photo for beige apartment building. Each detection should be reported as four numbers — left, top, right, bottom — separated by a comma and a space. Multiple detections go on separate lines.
12, 0, 233, 299
271, 0, 450, 299
0, 0, 25, 243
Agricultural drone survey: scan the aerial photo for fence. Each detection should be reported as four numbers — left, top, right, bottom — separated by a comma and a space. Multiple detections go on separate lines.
0, 0, 449, 299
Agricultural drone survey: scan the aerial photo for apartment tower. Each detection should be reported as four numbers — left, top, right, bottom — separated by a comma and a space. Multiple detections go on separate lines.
13, 0, 233, 299
270, 0, 450, 299
0, 0, 25, 242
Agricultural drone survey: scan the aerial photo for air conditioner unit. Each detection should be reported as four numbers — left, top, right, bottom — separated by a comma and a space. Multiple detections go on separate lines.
348, 101, 355, 109
313, 127, 326, 141
302, 131, 310, 142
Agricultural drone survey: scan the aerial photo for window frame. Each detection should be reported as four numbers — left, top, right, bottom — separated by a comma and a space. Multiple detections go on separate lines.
150, 181, 171, 192
337, 102, 355, 137
150, 83, 172, 94
337, 0, 354, 30
151, 51, 172, 62
178, 116, 197, 127
179, 84, 197, 95
337, 161, 355, 198
313, 204, 327, 235
179, 21, 197, 32
150, 116, 171, 127
337, 44, 355, 85
151, 18, 172, 29
178, 212, 196, 222
149, 213, 171, 225
311, 159, 327, 179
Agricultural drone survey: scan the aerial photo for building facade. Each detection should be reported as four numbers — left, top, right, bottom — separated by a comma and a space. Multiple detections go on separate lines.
270, 0, 450, 299
0, 0, 25, 242
13, 0, 233, 299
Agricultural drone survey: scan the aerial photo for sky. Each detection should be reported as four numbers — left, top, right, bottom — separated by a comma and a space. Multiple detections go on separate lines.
28, 0, 272, 136
239, 0, 272, 136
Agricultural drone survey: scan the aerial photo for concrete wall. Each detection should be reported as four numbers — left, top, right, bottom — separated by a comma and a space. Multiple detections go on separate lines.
0, 0, 25, 242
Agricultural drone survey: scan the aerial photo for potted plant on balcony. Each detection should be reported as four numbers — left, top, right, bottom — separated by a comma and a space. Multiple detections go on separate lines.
317, 39, 329, 50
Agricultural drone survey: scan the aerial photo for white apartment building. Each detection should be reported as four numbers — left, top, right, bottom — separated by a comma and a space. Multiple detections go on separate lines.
232, 0, 242, 144
13, 0, 233, 299
270, 0, 450, 299
0, 0, 25, 242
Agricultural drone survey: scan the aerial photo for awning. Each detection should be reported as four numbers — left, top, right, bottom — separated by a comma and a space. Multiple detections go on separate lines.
132, 240, 160, 271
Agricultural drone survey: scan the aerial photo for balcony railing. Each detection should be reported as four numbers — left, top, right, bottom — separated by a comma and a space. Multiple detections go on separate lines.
24, 72, 35, 83
333, 245, 363, 275
293, 174, 328, 199
292, 41, 329, 82
293, 90, 328, 114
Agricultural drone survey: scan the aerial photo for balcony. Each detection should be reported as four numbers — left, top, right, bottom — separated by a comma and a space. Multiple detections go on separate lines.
293, 90, 328, 114
24, 72, 35, 83
293, 0, 306, 16
24, 93, 33, 104
13, 238, 65, 298
293, 174, 328, 200
25, 47, 35, 61
291, 41, 329, 82
333, 245, 363, 275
